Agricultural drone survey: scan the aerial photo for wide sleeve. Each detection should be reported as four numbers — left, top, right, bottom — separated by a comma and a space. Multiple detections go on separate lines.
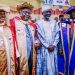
36, 22, 49, 48
53, 22, 59, 47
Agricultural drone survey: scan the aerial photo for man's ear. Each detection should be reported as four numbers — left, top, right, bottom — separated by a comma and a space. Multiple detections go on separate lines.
19, 10, 21, 13
19, 10, 22, 16
42, 12, 44, 16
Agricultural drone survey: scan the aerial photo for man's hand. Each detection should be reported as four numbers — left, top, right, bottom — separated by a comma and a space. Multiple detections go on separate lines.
47, 45, 56, 52
58, 49, 63, 56
34, 42, 42, 49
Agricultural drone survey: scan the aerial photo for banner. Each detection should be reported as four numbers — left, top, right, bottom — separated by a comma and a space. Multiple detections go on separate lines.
44, 0, 70, 6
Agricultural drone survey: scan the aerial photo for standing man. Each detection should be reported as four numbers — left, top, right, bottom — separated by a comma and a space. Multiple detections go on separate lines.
58, 14, 70, 75
14, 2, 38, 75
36, 4, 59, 75
0, 4, 16, 75
65, 6, 75, 75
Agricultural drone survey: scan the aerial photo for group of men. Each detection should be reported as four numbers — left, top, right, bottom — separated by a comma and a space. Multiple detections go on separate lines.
0, 1, 75, 75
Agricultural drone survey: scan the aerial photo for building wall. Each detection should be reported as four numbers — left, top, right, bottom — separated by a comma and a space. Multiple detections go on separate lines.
71, 0, 75, 6
0, 0, 74, 9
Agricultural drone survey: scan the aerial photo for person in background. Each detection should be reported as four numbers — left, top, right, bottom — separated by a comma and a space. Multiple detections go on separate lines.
54, 17, 59, 23
57, 13, 70, 75
36, 4, 59, 75
0, 4, 17, 75
65, 6, 75, 75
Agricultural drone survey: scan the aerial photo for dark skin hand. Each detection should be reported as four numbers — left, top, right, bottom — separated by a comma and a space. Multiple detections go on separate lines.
58, 49, 63, 56
47, 45, 56, 52
34, 42, 42, 49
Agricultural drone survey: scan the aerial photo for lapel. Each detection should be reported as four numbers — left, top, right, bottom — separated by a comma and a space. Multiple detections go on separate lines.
3, 26, 16, 75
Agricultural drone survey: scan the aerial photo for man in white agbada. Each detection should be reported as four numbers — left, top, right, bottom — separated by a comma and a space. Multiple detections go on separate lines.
36, 4, 59, 75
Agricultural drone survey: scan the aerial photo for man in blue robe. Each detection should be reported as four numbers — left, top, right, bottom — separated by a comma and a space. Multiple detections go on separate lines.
58, 14, 70, 75
65, 6, 75, 75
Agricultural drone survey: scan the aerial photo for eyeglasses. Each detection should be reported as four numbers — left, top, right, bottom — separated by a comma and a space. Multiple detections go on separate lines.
20, 9, 31, 15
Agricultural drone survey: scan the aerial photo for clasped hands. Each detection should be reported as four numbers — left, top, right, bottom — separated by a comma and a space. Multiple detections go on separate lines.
34, 42, 42, 49
47, 45, 56, 52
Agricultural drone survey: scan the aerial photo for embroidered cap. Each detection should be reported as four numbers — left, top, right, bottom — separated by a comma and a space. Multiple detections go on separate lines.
41, 4, 51, 12
0, 4, 10, 12
17, 2, 34, 11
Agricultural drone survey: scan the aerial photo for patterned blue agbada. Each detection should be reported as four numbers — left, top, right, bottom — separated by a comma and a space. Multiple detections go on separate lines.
36, 19, 59, 75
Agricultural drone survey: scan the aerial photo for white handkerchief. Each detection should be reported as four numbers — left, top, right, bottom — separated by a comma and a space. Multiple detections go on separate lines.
62, 23, 66, 27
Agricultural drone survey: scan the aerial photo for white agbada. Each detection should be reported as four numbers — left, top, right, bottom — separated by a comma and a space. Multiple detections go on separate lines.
36, 19, 59, 75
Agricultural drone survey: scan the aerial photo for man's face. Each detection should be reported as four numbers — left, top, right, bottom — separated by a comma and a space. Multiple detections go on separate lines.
0, 10, 6, 24
42, 9, 51, 20
71, 10, 75, 19
60, 17, 64, 21
19, 8, 31, 21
